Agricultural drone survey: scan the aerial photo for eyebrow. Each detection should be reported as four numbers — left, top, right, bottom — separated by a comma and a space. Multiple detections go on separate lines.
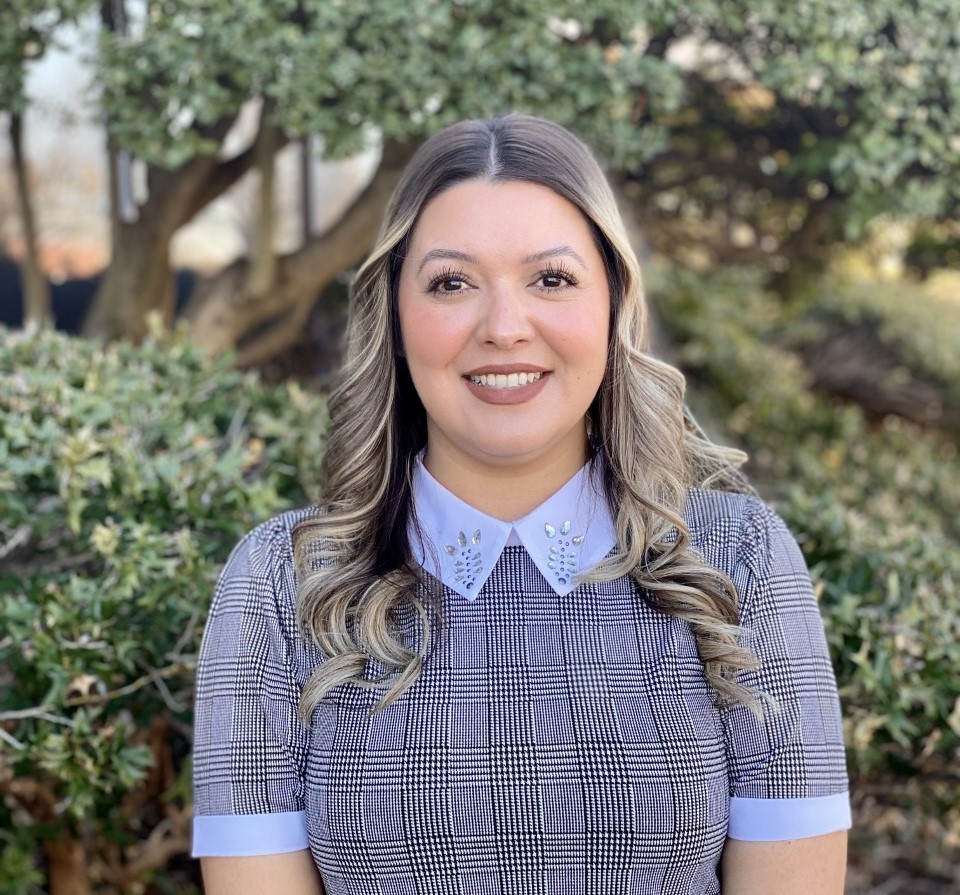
520, 245, 588, 269
415, 245, 588, 276
416, 249, 478, 276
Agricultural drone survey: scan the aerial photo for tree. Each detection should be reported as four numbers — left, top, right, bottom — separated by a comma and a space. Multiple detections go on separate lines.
65, 1, 960, 360
616, 1, 960, 293
80, 0, 685, 355
0, 1, 97, 327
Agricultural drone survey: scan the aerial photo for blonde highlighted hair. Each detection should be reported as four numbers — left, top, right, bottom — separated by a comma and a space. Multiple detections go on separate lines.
293, 115, 757, 717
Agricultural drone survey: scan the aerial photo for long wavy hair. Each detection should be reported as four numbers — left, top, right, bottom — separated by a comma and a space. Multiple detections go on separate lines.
293, 114, 758, 717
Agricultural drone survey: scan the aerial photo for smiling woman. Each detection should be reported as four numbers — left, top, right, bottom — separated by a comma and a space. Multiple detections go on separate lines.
192, 115, 850, 895
397, 178, 610, 514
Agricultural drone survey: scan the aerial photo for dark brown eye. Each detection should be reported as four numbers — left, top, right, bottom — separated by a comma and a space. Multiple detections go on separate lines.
426, 267, 470, 294
535, 266, 579, 291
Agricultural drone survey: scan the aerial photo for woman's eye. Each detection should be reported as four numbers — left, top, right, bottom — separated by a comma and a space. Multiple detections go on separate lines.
426, 269, 470, 294
536, 268, 578, 291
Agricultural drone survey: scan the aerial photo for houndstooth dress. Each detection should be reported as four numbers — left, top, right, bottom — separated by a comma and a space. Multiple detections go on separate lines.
192, 486, 850, 894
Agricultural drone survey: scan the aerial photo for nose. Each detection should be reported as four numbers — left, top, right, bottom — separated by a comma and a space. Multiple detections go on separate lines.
478, 281, 535, 349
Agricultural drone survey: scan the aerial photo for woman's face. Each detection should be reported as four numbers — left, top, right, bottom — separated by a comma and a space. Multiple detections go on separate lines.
397, 178, 610, 481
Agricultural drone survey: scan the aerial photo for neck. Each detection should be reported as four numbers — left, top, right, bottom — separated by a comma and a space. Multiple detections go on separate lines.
423, 436, 592, 521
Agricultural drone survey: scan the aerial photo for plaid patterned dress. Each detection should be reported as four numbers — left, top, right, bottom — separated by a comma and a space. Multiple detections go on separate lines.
193, 489, 849, 894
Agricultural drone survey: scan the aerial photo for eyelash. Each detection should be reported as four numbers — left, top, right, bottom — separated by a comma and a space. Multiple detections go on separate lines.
425, 266, 470, 294
537, 264, 581, 292
425, 264, 581, 295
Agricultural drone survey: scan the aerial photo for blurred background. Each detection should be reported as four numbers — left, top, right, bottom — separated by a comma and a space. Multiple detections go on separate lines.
1, 2, 957, 893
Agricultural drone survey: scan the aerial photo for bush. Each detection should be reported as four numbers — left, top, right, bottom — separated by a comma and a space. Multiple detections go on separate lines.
0, 324, 326, 894
3, 270, 957, 891
651, 265, 960, 885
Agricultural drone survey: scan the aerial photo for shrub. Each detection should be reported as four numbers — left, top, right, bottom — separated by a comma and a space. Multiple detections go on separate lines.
651, 265, 960, 884
3, 268, 957, 890
0, 323, 326, 894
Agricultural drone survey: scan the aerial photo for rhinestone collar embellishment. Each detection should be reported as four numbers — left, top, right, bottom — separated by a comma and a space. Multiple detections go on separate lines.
544, 519, 585, 586
445, 529, 483, 590
409, 456, 617, 600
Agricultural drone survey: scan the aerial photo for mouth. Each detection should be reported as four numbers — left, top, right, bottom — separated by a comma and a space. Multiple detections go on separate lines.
466, 371, 545, 389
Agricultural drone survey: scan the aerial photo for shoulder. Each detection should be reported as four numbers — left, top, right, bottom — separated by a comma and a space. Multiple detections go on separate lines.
682, 487, 765, 560
201, 507, 327, 677
210, 507, 323, 617
682, 486, 760, 533
224, 507, 322, 571
682, 488, 803, 584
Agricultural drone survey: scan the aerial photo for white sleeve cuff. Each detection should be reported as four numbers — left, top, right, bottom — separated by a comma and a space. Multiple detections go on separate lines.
192, 810, 309, 857
728, 792, 852, 841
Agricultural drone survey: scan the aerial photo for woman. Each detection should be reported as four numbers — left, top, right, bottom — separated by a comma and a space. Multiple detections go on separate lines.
192, 115, 850, 894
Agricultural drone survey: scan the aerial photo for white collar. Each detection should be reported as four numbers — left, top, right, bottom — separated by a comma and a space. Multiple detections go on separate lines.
408, 457, 617, 599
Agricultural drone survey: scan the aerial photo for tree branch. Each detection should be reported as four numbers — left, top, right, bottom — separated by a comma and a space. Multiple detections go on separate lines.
185, 117, 292, 222
185, 140, 415, 357
184, 139, 279, 222
0, 707, 74, 725
245, 115, 282, 298
9, 110, 51, 326
0, 661, 194, 723
234, 293, 317, 369
282, 140, 414, 287
120, 813, 191, 879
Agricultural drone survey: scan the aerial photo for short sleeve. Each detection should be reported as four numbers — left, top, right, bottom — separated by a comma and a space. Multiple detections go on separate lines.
721, 500, 851, 841
192, 516, 314, 856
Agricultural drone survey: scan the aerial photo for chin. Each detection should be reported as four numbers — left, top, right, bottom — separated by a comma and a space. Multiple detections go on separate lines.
467, 434, 585, 467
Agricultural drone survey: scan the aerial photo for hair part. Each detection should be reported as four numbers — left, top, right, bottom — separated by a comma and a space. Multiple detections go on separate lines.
293, 114, 758, 719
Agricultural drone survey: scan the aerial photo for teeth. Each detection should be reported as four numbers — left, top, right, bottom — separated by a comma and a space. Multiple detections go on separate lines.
468, 371, 543, 388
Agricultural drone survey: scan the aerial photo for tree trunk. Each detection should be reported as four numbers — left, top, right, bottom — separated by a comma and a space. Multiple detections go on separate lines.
44, 833, 92, 895
81, 139, 267, 341
184, 141, 413, 363
82, 98, 277, 342
9, 110, 52, 327
81, 212, 178, 341
797, 319, 958, 433
245, 120, 280, 299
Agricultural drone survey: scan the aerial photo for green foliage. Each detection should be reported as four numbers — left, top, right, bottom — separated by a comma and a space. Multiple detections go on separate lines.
94, 1, 960, 229
0, 324, 325, 889
605, 2, 960, 278
0, 1, 96, 112
95, 0, 685, 169
651, 264, 960, 870
0, 838, 44, 895
656, 1, 960, 207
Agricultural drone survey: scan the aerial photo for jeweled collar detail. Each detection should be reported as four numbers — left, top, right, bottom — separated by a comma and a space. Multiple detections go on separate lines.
408, 458, 617, 600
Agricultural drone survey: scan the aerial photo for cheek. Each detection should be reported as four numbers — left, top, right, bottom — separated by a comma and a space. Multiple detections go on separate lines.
553, 308, 609, 369
575, 323, 611, 391
398, 303, 465, 373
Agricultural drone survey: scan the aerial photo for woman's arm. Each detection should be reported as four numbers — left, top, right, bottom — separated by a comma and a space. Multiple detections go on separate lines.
720, 830, 847, 895
201, 851, 325, 895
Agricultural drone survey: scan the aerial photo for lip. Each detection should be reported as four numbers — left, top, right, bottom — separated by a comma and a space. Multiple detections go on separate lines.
463, 371, 549, 405
462, 363, 550, 376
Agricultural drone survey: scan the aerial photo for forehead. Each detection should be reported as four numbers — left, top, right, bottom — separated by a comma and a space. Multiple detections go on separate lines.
406, 178, 597, 257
